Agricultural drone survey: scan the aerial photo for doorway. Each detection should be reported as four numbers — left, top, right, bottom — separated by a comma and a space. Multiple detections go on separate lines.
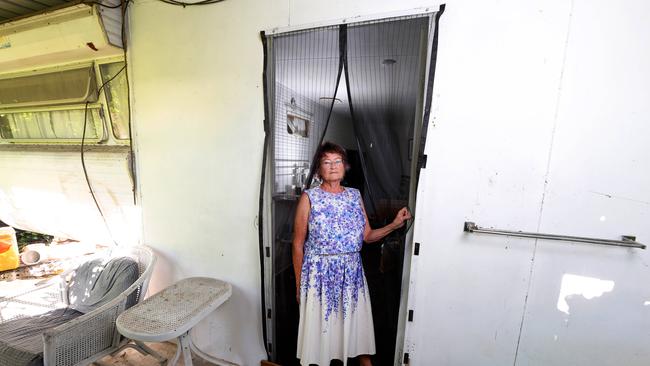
261, 12, 441, 365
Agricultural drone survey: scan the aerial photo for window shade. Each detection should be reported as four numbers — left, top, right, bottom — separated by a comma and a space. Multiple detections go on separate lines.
0, 67, 98, 108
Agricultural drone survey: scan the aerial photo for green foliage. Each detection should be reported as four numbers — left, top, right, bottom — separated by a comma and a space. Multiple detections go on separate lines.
1, 221, 53, 251
15, 229, 53, 251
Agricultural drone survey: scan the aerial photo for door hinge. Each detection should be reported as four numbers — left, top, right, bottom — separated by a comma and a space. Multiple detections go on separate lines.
420, 154, 428, 169
265, 246, 270, 257
408, 310, 414, 322
267, 308, 272, 318
403, 352, 410, 364
413, 242, 420, 256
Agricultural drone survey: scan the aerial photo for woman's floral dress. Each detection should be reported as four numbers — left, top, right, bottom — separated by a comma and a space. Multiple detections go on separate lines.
297, 186, 375, 365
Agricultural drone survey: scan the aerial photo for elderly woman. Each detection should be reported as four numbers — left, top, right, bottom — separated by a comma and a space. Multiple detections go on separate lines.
293, 141, 411, 366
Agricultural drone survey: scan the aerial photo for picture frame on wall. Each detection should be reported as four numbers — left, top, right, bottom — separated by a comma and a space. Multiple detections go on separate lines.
287, 113, 310, 138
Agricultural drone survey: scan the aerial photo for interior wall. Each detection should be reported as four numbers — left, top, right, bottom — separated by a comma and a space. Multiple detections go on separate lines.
273, 82, 329, 195
323, 111, 356, 149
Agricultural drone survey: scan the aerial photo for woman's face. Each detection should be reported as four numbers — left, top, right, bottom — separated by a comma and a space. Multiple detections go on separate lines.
319, 152, 345, 183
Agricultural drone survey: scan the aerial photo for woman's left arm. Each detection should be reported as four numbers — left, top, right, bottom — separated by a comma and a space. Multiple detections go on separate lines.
362, 204, 412, 243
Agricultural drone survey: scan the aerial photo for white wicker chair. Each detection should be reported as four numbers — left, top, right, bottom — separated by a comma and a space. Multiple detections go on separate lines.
0, 245, 155, 366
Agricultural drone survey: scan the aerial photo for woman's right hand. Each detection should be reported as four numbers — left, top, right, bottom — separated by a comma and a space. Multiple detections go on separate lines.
392, 207, 412, 228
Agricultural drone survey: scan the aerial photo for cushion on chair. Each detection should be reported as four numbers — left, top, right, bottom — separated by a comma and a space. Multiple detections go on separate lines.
67, 256, 139, 314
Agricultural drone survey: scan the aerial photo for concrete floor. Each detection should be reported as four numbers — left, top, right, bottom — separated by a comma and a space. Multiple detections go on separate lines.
96, 342, 214, 366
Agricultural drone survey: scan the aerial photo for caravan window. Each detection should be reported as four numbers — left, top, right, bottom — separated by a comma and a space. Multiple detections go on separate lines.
0, 106, 103, 140
0, 66, 97, 107
99, 62, 129, 140
0, 61, 129, 143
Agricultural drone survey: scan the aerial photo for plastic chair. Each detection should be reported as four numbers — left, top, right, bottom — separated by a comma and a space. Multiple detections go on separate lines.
0, 245, 156, 366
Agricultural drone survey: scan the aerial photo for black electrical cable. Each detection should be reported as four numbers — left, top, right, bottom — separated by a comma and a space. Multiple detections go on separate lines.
155, 0, 225, 7
99, 66, 127, 94
80, 65, 128, 246
77, 0, 133, 248
81, 103, 118, 246
258, 30, 271, 360
86, 0, 225, 8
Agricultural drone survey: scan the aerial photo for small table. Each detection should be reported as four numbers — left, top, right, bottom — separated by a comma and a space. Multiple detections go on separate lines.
116, 277, 232, 366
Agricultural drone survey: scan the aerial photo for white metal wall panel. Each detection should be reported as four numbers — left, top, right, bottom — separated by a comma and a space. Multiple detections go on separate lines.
0, 147, 138, 245
98, 0, 124, 48
514, 1, 650, 365
403, 1, 572, 364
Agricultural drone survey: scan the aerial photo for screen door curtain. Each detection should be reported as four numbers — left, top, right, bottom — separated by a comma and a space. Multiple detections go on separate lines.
264, 15, 435, 220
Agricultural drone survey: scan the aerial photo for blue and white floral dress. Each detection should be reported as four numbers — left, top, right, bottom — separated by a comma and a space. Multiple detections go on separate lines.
297, 186, 375, 365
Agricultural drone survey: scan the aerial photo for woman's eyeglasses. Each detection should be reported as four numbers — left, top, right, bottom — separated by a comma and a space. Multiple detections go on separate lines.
321, 159, 343, 168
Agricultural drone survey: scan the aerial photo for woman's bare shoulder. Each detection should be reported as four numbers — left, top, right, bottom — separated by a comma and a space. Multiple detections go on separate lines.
302, 187, 317, 201
296, 192, 311, 213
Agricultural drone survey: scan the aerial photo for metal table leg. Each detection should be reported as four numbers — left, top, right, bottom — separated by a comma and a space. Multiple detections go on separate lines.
134, 341, 168, 363
167, 339, 182, 366
179, 331, 193, 366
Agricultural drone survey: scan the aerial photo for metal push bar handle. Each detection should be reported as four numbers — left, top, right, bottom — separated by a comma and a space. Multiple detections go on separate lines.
464, 222, 646, 249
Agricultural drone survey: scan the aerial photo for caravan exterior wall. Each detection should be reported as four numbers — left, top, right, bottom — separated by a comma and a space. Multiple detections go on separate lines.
128, 0, 649, 365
